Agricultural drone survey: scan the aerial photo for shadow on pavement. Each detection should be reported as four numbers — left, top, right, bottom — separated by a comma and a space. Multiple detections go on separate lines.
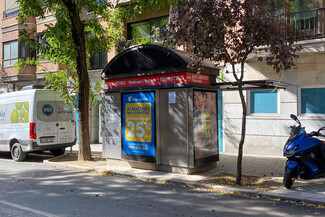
0, 151, 54, 163
1, 162, 324, 217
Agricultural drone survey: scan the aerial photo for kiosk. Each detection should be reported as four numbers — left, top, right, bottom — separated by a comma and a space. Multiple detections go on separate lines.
101, 44, 219, 174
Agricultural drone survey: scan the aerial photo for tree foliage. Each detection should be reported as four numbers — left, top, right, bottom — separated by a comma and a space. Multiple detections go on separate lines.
17, 0, 124, 161
167, 0, 300, 184
117, 0, 177, 18
18, 0, 123, 87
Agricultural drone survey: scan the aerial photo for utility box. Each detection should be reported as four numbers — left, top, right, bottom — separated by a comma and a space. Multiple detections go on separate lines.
101, 44, 219, 174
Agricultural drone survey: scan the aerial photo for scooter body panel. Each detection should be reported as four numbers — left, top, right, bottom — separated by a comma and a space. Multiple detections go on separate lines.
286, 160, 299, 170
285, 134, 305, 151
304, 161, 319, 179
296, 137, 321, 153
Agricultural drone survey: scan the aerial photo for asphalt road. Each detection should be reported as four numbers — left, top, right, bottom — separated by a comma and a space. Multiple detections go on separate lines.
0, 152, 324, 217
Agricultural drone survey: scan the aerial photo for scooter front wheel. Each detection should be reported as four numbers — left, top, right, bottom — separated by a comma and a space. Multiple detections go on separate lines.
283, 167, 297, 189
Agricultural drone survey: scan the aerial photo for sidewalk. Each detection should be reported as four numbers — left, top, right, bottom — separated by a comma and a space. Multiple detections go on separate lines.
44, 144, 325, 206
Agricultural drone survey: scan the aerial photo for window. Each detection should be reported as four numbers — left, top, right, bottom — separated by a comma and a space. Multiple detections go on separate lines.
90, 51, 107, 70
290, 0, 316, 13
265, 0, 316, 14
4, 0, 19, 17
264, 0, 285, 15
36, 33, 48, 60
3, 41, 18, 67
37, 101, 73, 122
301, 88, 325, 114
3, 40, 30, 67
127, 16, 169, 45
250, 90, 278, 114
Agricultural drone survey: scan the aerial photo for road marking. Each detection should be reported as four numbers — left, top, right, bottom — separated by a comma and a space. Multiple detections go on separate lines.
0, 200, 57, 217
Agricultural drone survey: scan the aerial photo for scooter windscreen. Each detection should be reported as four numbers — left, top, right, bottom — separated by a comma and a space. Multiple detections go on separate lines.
283, 125, 306, 155
287, 125, 305, 143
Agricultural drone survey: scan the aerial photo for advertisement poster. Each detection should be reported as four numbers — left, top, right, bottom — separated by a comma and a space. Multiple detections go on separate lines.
193, 91, 218, 160
122, 92, 155, 157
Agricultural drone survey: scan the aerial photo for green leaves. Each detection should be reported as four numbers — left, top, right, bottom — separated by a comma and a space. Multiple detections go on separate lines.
43, 69, 79, 109
14, 57, 40, 70
17, 0, 123, 102
118, 0, 178, 19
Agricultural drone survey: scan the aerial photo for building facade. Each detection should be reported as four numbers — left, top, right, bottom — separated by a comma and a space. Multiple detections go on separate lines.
1, 0, 324, 156
220, 0, 325, 156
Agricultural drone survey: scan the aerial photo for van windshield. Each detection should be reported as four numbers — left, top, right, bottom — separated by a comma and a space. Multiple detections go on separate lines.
37, 101, 74, 122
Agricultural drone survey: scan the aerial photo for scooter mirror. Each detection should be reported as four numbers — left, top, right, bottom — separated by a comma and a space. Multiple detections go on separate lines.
318, 126, 325, 134
290, 114, 297, 120
290, 114, 301, 125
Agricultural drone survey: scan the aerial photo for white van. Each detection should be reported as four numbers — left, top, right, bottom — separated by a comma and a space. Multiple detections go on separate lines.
0, 86, 76, 161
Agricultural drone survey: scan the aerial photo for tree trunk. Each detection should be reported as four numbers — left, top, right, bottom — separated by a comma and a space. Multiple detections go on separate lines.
235, 80, 247, 185
62, 0, 93, 161
232, 62, 247, 185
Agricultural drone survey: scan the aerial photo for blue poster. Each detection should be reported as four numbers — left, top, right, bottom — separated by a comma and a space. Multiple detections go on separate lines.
122, 92, 155, 157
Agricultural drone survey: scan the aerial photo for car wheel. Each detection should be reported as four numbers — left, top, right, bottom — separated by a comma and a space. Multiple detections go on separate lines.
11, 143, 27, 161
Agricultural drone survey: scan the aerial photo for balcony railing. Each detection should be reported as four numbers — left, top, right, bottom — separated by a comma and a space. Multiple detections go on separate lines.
277, 8, 325, 41
116, 36, 165, 54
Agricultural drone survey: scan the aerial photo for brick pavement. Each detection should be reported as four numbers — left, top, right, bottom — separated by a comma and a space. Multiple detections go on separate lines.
201, 153, 286, 178
71, 143, 286, 178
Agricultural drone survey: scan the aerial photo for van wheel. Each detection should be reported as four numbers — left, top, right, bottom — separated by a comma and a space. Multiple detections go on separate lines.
11, 143, 27, 161
50, 148, 65, 157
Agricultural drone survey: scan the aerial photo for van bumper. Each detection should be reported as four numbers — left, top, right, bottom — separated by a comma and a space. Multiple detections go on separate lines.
23, 139, 77, 152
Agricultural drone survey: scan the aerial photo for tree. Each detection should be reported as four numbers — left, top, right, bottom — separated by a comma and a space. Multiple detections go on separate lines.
17, 0, 123, 161
167, 0, 300, 184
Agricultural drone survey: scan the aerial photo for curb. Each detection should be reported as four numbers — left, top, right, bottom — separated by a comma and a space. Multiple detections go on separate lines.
43, 159, 325, 207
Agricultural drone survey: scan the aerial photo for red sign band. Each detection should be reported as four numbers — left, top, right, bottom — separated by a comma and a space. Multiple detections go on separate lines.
104, 72, 210, 89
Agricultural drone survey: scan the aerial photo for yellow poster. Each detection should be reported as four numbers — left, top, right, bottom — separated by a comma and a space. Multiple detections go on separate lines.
125, 102, 152, 143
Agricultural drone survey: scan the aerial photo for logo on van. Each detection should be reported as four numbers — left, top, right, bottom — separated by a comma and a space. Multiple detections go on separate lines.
0, 111, 5, 118
42, 104, 54, 116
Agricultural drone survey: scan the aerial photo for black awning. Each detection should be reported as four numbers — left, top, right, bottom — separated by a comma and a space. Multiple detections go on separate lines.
215, 80, 288, 91
101, 44, 219, 79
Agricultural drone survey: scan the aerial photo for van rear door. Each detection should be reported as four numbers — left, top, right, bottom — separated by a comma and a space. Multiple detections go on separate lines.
36, 101, 59, 145
56, 101, 75, 144
36, 100, 75, 146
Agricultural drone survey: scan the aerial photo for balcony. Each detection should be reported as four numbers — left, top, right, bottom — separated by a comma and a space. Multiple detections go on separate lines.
277, 8, 325, 41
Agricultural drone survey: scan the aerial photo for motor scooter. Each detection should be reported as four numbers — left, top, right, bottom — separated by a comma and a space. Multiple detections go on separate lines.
283, 114, 325, 189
